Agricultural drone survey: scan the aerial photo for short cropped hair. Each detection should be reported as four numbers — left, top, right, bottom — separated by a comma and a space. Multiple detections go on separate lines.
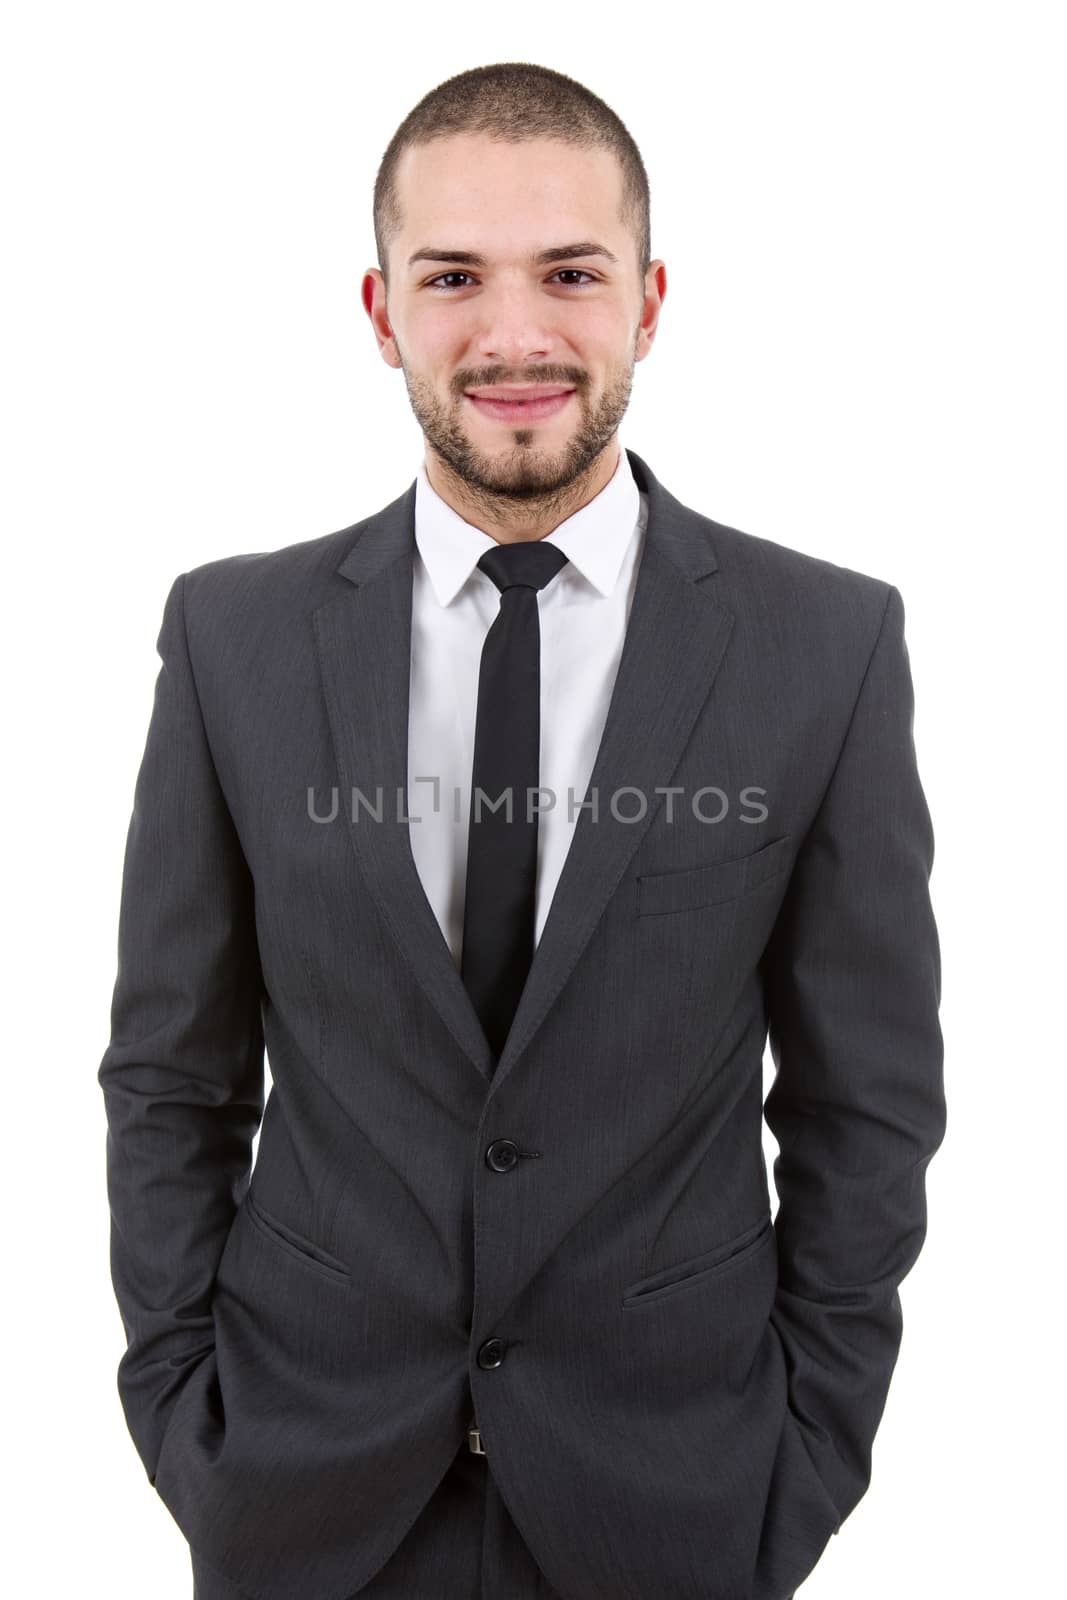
373, 62, 651, 293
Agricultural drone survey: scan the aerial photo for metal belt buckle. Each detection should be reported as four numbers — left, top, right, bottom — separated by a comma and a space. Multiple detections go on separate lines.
467, 1417, 487, 1456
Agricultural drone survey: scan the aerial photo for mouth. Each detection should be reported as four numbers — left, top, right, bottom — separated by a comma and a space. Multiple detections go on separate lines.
464, 388, 575, 424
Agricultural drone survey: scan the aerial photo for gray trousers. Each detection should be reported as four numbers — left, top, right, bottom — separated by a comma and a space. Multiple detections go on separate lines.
190, 1440, 561, 1599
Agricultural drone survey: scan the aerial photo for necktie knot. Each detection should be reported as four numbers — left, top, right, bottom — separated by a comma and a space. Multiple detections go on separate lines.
477, 540, 569, 595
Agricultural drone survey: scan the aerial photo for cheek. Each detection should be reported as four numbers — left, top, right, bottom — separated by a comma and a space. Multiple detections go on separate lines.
417, 316, 462, 360
406, 304, 473, 355
394, 311, 459, 370
561, 299, 629, 348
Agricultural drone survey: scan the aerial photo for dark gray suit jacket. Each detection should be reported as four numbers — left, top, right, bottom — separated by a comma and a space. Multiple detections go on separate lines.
98, 447, 945, 1600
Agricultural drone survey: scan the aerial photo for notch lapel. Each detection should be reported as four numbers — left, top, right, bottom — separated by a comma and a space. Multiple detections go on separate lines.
312, 450, 735, 1091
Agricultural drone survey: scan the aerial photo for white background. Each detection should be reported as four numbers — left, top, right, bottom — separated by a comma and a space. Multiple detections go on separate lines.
3, 2, 1063, 1595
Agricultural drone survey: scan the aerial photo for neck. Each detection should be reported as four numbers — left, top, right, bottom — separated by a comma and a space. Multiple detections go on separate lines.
424, 441, 621, 545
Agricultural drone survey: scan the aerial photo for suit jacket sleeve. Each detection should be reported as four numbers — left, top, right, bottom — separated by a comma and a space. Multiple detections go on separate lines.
97, 571, 265, 1484
760, 582, 946, 1529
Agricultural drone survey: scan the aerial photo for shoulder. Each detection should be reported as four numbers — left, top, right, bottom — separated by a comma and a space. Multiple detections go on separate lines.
707, 510, 891, 612
155, 517, 383, 683
179, 519, 369, 617
688, 508, 898, 674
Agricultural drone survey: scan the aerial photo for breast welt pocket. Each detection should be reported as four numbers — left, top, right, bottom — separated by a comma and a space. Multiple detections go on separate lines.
621, 1214, 774, 1308
243, 1192, 352, 1284
636, 833, 793, 917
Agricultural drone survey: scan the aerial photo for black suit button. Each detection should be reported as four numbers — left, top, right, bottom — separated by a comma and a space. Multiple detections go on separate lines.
485, 1139, 520, 1173
477, 1337, 507, 1369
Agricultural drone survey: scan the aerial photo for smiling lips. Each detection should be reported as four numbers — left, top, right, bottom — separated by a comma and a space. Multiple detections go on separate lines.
465, 386, 575, 423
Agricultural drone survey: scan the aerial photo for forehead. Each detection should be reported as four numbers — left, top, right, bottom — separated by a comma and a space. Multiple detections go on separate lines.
393, 134, 627, 248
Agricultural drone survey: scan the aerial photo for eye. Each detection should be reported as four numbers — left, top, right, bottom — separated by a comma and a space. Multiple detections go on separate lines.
425, 269, 599, 292
425, 273, 475, 291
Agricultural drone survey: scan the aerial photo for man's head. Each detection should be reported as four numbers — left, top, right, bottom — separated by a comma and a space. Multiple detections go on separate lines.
362, 63, 666, 521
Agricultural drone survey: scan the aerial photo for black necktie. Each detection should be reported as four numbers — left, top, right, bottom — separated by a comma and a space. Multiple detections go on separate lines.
460, 539, 570, 1067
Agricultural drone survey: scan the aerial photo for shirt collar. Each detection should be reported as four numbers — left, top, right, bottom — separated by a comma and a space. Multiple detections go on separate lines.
414, 443, 642, 608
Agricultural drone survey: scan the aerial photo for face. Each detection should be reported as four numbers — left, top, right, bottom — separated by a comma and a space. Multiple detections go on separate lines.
363, 134, 665, 503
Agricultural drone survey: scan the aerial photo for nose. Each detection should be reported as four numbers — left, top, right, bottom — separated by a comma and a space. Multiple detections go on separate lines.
478, 337, 551, 369
474, 284, 554, 369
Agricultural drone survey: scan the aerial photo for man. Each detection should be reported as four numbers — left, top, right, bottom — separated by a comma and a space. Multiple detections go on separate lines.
98, 60, 945, 1600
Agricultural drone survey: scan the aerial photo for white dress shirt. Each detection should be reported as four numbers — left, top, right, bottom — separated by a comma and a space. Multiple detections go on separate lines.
407, 442, 649, 970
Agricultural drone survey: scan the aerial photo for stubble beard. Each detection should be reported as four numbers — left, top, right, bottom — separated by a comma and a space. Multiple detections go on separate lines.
396, 340, 638, 525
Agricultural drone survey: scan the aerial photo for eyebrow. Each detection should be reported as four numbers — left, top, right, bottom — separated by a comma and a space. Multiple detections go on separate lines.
406, 242, 620, 272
